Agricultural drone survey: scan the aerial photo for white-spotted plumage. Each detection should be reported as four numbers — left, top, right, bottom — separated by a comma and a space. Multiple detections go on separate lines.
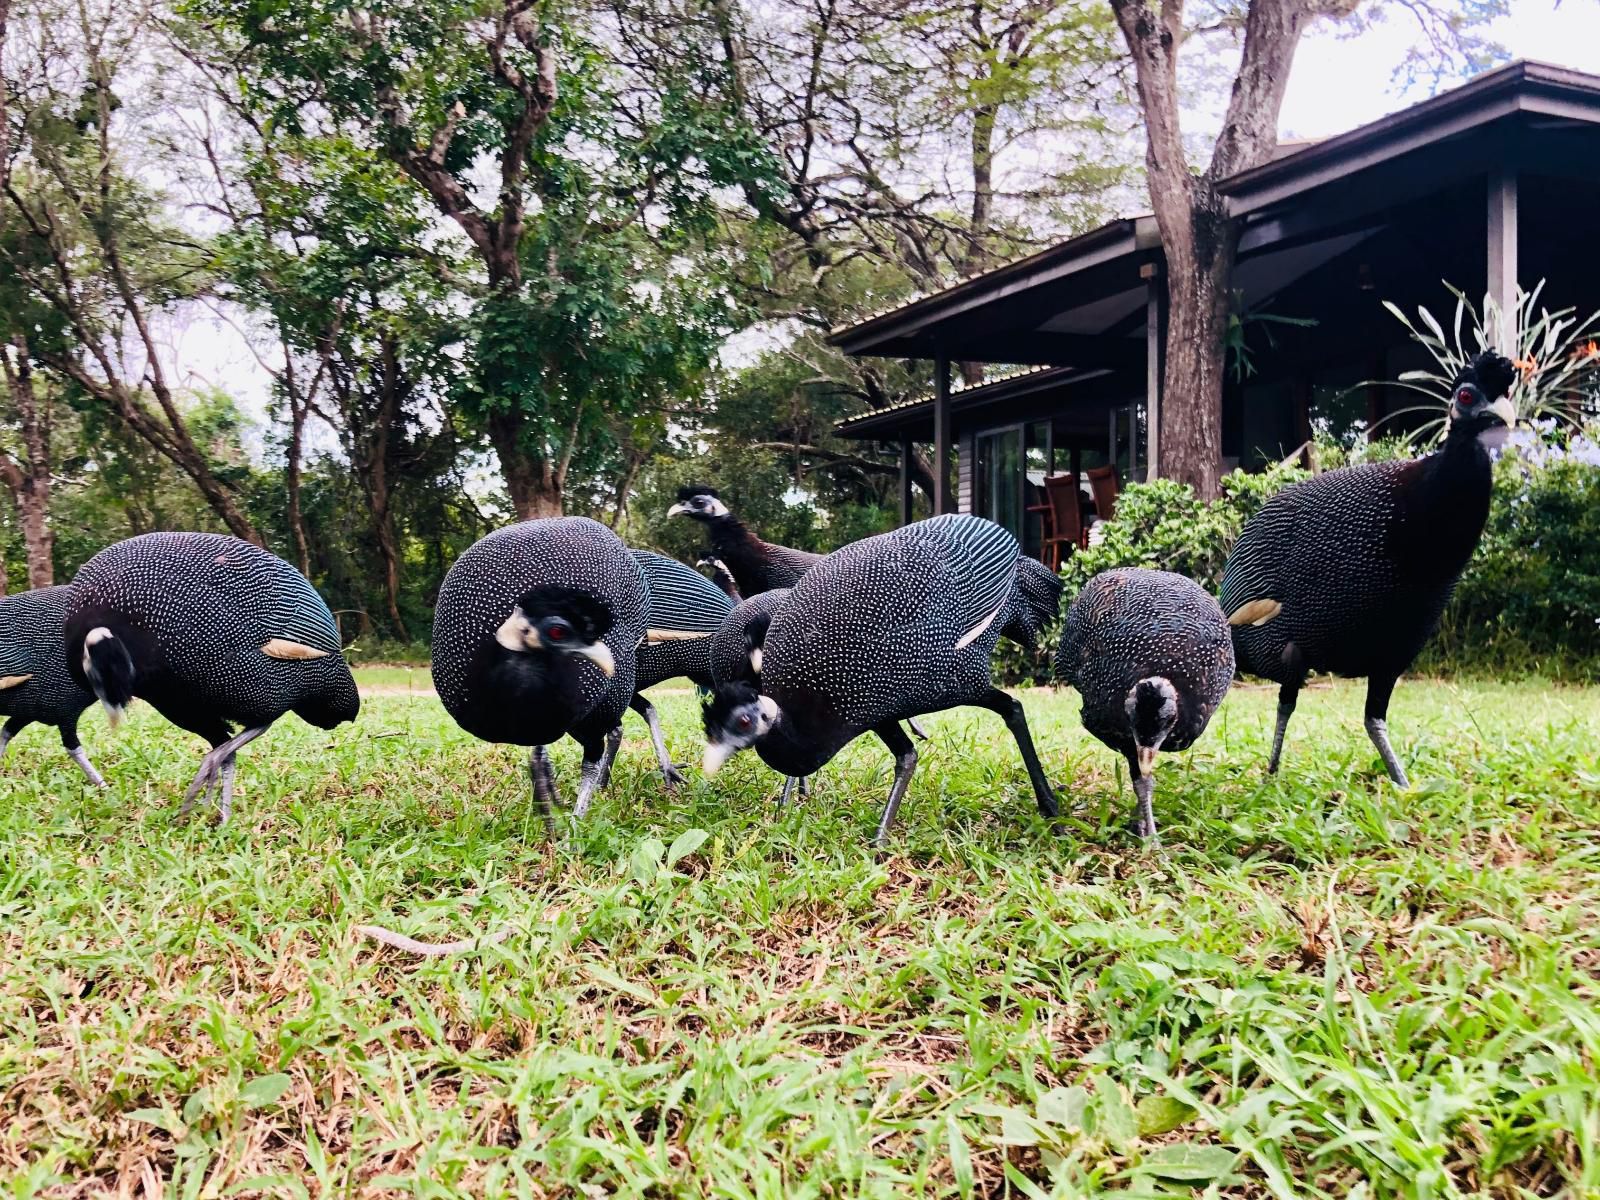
0, 586, 105, 786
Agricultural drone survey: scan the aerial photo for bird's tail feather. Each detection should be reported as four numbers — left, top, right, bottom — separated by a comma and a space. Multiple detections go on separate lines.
82, 627, 136, 725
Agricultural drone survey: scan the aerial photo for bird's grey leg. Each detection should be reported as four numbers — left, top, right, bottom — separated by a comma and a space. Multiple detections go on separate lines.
1268, 680, 1301, 775
631, 697, 685, 790
1363, 675, 1410, 789
978, 689, 1060, 819
871, 722, 918, 847
179, 724, 270, 823
596, 725, 623, 790
0, 716, 21, 760
777, 775, 801, 808
799, 775, 810, 799
59, 722, 106, 788
69, 747, 107, 790
573, 730, 621, 818
216, 756, 238, 822
907, 717, 930, 741
528, 745, 558, 839
1126, 753, 1159, 845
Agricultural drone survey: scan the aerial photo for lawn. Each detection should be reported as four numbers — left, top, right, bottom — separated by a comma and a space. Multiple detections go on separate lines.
1, 672, 1597, 1198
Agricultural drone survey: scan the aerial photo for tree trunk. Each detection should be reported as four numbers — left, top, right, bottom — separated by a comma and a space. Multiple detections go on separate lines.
0, 336, 54, 588
285, 398, 311, 576
1157, 185, 1237, 500
486, 408, 562, 518
367, 340, 409, 641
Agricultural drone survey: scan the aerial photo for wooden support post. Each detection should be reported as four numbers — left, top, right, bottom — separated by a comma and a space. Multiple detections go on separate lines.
1486, 169, 1519, 353
933, 356, 953, 515
1142, 261, 1165, 479
897, 434, 912, 526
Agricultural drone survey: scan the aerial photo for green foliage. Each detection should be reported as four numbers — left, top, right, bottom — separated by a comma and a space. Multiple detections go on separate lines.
996, 463, 1309, 683
1422, 436, 1600, 681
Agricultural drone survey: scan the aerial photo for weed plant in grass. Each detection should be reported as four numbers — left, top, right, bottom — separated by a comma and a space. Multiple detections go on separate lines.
1, 672, 1597, 1197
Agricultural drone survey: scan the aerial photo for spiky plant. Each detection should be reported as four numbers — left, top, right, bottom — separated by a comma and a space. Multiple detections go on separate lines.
1373, 282, 1600, 444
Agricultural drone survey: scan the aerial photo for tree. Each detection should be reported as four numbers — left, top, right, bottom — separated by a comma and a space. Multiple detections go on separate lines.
1, 0, 263, 543
188, 0, 772, 517
1110, 0, 1504, 498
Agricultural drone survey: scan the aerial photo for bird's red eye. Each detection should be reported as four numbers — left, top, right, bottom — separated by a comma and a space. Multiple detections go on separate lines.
547, 624, 568, 642
736, 715, 752, 730
1456, 388, 1475, 405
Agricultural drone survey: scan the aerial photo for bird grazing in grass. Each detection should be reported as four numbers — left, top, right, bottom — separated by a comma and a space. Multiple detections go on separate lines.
629, 549, 735, 789
1219, 351, 1518, 787
1056, 569, 1234, 842
432, 517, 643, 826
704, 587, 810, 805
64, 534, 359, 822
1, 586, 106, 787
697, 556, 742, 601
701, 514, 1063, 844
667, 485, 820, 595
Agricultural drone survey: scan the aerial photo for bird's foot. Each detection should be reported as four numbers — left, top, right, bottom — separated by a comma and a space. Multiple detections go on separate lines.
907, 717, 930, 741
70, 747, 108, 790
662, 763, 689, 790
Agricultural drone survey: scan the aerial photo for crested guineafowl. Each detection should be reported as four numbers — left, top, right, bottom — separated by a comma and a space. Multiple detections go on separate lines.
667, 486, 821, 595
704, 586, 810, 805
697, 556, 742, 601
700, 514, 1064, 844
1219, 351, 1518, 787
1, 586, 106, 787
64, 534, 360, 822
1056, 569, 1234, 842
432, 518, 643, 826
629, 549, 735, 788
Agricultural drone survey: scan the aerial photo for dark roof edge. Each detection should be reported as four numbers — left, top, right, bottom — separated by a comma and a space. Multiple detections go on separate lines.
1223, 60, 1600, 212
835, 365, 1097, 438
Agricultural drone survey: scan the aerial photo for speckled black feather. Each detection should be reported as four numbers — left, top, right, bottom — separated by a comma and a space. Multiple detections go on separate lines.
0, 586, 96, 751
64, 533, 360, 738
432, 518, 644, 748
710, 589, 789, 688
756, 515, 1032, 776
632, 550, 734, 692
1058, 569, 1233, 758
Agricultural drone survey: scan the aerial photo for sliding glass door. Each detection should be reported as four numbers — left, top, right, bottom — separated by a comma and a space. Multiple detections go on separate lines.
975, 426, 1023, 541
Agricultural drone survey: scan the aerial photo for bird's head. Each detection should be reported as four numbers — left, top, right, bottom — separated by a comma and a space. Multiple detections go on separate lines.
1448, 351, 1518, 440
701, 681, 779, 775
1126, 676, 1179, 774
668, 485, 730, 521
494, 585, 616, 677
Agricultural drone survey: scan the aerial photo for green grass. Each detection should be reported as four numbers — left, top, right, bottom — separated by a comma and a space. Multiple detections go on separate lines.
2, 672, 1597, 1198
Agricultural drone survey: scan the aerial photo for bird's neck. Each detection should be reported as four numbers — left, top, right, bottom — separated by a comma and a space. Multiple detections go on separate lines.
702, 516, 775, 593
1407, 427, 1497, 564
479, 649, 589, 728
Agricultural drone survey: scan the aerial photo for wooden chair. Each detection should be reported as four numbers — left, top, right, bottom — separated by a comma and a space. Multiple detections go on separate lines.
1086, 465, 1120, 523
1040, 473, 1084, 570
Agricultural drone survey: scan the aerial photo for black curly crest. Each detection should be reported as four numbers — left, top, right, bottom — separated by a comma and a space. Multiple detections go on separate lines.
677, 484, 721, 502
515, 585, 615, 642
1459, 351, 1517, 401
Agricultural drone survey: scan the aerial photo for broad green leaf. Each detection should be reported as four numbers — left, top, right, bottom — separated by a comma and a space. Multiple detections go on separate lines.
240, 1073, 293, 1109
1136, 1094, 1196, 1136
666, 828, 710, 869
1131, 1143, 1239, 1181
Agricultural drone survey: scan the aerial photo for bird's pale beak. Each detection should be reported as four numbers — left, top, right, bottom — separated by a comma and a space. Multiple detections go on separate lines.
703, 740, 736, 776
574, 642, 616, 677
666, 502, 689, 517
1489, 396, 1517, 428
1137, 746, 1157, 775
749, 647, 762, 674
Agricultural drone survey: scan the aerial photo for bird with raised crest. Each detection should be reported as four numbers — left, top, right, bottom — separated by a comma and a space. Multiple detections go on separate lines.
1, 586, 106, 787
700, 514, 1063, 844
668, 486, 821, 595
64, 534, 359, 822
1056, 568, 1234, 842
1219, 351, 1518, 787
628, 549, 735, 789
431, 518, 642, 829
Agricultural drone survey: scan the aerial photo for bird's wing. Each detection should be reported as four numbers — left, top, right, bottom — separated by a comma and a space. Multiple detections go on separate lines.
211, 546, 343, 656
914, 514, 1020, 645
631, 550, 735, 639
